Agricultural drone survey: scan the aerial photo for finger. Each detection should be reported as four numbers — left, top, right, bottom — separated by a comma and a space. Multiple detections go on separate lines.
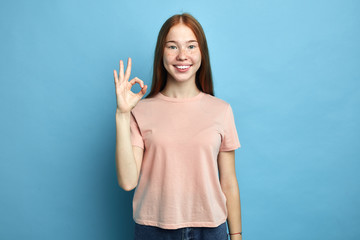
135, 84, 147, 98
114, 69, 118, 86
119, 60, 125, 82
124, 57, 132, 81
129, 77, 144, 88
140, 85, 148, 96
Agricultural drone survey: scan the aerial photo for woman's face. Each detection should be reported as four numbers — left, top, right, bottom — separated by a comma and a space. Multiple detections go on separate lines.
163, 23, 202, 84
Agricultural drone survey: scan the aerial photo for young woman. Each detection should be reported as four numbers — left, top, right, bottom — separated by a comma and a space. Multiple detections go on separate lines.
114, 13, 242, 240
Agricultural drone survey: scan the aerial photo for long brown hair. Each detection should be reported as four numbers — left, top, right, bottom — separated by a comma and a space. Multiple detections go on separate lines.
145, 13, 214, 99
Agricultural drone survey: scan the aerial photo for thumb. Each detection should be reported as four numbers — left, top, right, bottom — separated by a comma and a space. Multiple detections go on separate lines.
137, 85, 147, 98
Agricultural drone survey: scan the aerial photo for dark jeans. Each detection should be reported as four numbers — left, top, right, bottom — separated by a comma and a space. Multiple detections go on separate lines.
134, 221, 228, 240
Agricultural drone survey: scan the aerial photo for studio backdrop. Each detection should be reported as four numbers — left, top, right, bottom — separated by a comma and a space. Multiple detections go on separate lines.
0, 0, 359, 239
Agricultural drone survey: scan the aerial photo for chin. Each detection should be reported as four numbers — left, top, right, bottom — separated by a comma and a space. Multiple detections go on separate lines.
170, 75, 196, 82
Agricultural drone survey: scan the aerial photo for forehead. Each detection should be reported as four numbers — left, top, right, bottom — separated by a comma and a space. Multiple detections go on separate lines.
166, 23, 197, 42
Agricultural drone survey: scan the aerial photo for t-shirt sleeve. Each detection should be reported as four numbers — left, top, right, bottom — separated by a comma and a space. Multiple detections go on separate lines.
130, 111, 144, 149
219, 104, 241, 151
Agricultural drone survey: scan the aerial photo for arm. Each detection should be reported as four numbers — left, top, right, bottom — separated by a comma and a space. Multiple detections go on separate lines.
218, 150, 242, 240
115, 111, 143, 191
113, 58, 147, 191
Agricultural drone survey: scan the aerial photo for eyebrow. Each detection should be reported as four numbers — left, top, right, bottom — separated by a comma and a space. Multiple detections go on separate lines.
165, 40, 198, 44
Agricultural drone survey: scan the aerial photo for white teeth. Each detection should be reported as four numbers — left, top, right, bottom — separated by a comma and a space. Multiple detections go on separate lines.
175, 65, 190, 69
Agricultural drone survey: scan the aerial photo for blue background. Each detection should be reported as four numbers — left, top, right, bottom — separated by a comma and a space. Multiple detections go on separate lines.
1, 0, 359, 239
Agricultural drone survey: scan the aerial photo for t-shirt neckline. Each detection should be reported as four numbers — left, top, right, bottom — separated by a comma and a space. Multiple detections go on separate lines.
157, 91, 204, 103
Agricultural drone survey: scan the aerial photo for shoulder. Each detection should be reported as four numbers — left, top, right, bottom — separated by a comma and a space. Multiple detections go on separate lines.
135, 96, 157, 106
202, 92, 231, 110
131, 96, 158, 115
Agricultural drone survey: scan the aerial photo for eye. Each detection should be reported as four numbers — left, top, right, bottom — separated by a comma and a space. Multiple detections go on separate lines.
188, 45, 196, 49
168, 45, 177, 50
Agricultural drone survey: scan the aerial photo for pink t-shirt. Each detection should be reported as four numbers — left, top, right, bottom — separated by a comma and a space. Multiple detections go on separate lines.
129, 90, 241, 229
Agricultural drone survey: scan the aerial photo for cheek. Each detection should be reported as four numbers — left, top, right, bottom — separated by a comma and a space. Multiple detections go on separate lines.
163, 55, 172, 72
163, 52, 173, 64
194, 53, 202, 65
192, 49, 201, 61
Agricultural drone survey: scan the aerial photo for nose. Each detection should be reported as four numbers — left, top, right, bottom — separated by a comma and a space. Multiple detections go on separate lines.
176, 47, 187, 61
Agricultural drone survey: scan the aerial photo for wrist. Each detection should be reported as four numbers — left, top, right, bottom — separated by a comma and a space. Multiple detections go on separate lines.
116, 110, 130, 118
230, 235, 242, 240
228, 231, 242, 240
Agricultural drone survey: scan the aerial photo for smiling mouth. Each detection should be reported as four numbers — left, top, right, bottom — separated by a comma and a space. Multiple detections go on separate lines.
174, 65, 191, 69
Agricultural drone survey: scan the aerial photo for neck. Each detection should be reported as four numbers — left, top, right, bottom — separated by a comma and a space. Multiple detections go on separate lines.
161, 76, 200, 98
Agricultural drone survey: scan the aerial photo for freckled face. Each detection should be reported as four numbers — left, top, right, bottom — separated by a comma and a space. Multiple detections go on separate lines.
163, 23, 202, 83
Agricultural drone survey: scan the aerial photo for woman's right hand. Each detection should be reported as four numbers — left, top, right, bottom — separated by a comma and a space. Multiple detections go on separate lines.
113, 58, 147, 113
